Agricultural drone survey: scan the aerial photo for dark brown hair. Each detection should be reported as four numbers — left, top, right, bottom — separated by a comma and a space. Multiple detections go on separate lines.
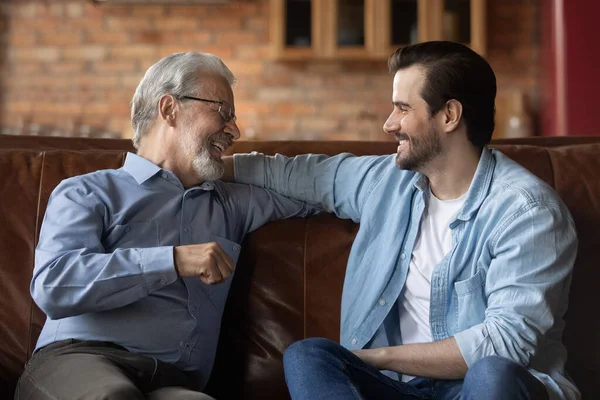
389, 41, 497, 147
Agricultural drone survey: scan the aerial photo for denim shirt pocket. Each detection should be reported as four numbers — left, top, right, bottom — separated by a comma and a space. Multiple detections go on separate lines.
454, 268, 487, 331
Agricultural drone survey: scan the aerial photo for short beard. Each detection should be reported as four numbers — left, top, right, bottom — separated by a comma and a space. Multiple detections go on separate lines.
396, 124, 442, 171
192, 143, 224, 182
180, 124, 225, 182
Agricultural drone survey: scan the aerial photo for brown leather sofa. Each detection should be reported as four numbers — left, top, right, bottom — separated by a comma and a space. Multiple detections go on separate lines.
0, 134, 598, 399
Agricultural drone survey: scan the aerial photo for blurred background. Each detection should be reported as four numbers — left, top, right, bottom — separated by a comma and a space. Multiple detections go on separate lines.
0, 0, 597, 141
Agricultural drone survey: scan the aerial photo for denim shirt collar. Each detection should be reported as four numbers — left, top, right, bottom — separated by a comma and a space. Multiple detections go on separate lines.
412, 146, 495, 223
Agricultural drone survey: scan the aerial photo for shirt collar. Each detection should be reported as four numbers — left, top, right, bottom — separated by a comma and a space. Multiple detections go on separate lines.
123, 152, 162, 185
122, 152, 216, 191
411, 146, 494, 222
454, 146, 494, 222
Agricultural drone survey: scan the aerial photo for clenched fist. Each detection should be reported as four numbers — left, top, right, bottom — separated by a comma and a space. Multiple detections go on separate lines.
173, 242, 235, 284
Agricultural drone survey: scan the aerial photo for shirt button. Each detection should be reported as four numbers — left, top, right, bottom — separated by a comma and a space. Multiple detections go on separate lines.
160, 278, 167, 285
351, 339, 357, 345
233, 245, 240, 252
183, 227, 190, 233
125, 226, 131, 233
161, 172, 168, 179
183, 343, 190, 349
400, 253, 406, 260
378, 299, 386, 306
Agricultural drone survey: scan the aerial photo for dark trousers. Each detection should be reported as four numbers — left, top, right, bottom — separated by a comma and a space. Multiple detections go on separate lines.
14, 339, 215, 400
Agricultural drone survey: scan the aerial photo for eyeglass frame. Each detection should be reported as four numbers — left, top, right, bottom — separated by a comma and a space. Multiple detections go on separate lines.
178, 95, 237, 123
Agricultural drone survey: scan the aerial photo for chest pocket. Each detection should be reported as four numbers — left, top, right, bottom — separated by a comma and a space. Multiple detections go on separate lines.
190, 233, 242, 312
454, 268, 487, 331
102, 222, 160, 251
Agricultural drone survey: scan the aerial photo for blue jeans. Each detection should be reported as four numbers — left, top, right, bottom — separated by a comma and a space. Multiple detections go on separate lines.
283, 338, 549, 400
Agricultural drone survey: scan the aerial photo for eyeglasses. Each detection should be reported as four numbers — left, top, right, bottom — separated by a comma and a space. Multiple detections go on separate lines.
179, 96, 237, 123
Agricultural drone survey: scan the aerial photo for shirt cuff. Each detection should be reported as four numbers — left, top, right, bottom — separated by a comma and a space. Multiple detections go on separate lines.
233, 152, 265, 187
139, 246, 178, 292
454, 322, 489, 367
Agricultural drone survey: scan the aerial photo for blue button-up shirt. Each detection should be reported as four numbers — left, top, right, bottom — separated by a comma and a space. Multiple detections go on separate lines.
33, 152, 317, 390
234, 147, 580, 400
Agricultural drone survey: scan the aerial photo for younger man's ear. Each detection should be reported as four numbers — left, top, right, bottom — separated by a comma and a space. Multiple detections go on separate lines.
441, 99, 463, 133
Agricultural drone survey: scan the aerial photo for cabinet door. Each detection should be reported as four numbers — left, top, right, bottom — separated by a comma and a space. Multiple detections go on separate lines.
322, 0, 377, 59
270, 0, 325, 59
380, 0, 426, 57
428, 0, 486, 55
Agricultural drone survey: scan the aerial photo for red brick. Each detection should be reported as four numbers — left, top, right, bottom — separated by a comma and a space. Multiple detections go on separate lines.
72, 75, 121, 88
235, 45, 270, 60
167, 6, 210, 18
92, 61, 138, 73
47, 61, 86, 74
63, 45, 107, 61
111, 45, 157, 59
157, 45, 233, 60
198, 16, 244, 30
40, 32, 82, 46
8, 33, 37, 47
155, 18, 198, 31
32, 103, 83, 115
176, 32, 213, 45
321, 103, 368, 117
257, 88, 304, 102
86, 32, 128, 45
14, 4, 39, 19
66, 3, 85, 18
223, 60, 264, 76
215, 31, 258, 45
133, 31, 165, 45
10, 47, 60, 62
106, 17, 152, 31
131, 6, 167, 17
275, 103, 318, 115
244, 17, 268, 32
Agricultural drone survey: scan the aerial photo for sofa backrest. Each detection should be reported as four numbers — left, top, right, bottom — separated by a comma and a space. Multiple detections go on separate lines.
0, 136, 598, 399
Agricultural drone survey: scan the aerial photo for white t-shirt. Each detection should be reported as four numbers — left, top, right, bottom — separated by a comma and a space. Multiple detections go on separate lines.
398, 188, 466, 381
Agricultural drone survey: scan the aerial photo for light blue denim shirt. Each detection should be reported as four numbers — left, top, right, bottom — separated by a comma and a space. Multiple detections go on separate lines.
234, 147, 580, 400
33, 152, 318, 390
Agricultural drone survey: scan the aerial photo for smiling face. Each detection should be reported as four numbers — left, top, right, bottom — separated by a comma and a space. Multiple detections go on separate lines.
383, 66, 443, 172
177, 73, 240, 181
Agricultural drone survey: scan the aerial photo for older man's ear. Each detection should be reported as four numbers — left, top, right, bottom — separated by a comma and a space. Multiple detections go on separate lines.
221, 155, 234, 182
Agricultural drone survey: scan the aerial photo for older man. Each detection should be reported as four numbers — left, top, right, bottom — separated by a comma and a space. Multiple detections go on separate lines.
15, 52, 317, 400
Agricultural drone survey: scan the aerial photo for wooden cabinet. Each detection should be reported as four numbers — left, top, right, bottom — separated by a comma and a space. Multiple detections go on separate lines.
270, 0, 486, 60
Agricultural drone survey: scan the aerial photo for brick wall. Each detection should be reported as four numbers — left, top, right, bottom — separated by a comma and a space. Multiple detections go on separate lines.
0, 0, 540, 140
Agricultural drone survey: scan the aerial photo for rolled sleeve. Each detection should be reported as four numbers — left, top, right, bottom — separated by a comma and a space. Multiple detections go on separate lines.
454, 202, 577, 368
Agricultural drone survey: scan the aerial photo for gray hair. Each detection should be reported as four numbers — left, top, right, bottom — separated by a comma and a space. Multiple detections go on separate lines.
130, 52, 236, 149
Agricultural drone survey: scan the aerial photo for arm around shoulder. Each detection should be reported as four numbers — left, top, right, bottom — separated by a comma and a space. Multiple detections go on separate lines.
233, 151, 393, 222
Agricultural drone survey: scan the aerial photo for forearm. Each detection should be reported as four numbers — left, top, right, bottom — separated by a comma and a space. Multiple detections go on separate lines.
32, 246, 177, 319
355, 337, 468, 380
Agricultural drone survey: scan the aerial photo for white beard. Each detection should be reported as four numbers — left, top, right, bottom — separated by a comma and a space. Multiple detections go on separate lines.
181, 126, 224, 182
192, 144, 224, 181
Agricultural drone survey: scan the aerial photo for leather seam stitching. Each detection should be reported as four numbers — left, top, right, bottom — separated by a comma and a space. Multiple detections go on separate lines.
28, 151, 46, 360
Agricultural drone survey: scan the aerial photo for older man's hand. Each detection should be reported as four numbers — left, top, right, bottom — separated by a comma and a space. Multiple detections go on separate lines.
174, 243, 234, 284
